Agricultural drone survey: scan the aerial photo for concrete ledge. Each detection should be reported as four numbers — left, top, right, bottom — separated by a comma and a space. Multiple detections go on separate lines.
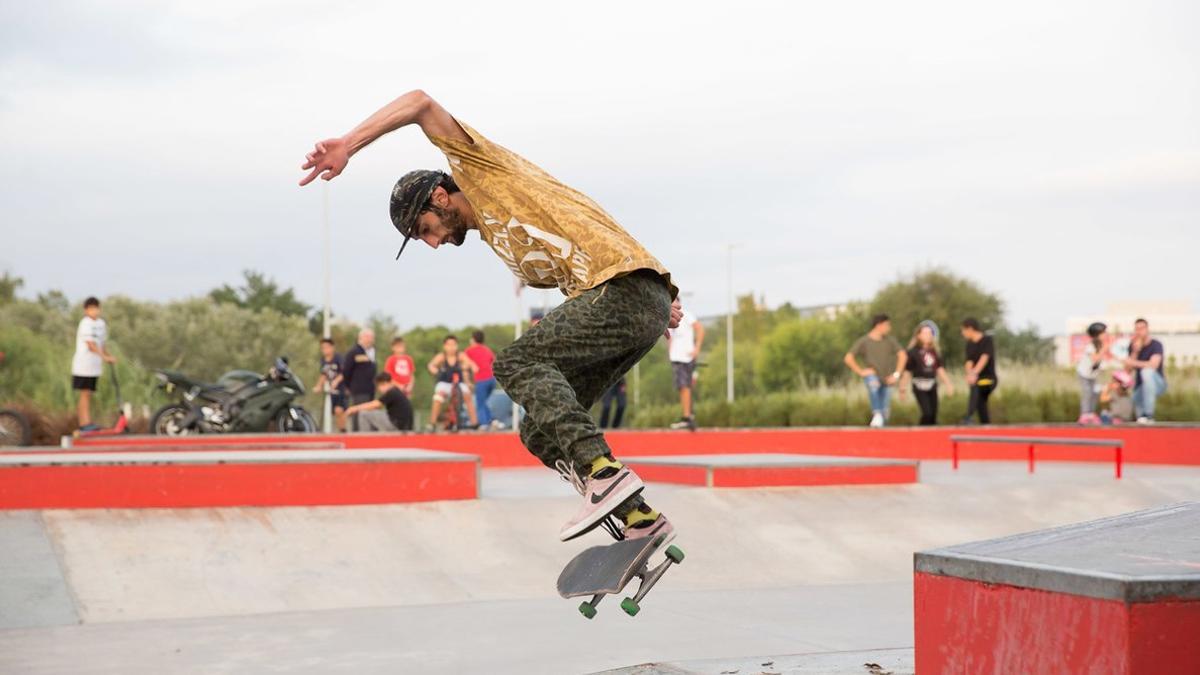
915, 502, 1200, 602
39, 441, 346, 453
0, 448, 480, 509
625, 454, 919, 487
914, 502, 1200, 674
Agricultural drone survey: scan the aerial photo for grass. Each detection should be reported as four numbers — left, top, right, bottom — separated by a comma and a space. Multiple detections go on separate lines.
626, 364, 1200, 428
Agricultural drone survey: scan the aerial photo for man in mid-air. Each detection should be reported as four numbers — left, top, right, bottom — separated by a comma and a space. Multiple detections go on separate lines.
300, 90, 682, 544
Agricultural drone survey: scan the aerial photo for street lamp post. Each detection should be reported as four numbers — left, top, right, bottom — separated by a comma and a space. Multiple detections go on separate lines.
321, 183, 333, 432
726, 244, 739, 403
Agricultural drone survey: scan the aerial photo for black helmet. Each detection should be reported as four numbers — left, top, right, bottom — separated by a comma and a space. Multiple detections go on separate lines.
1086, 322, 1107, 338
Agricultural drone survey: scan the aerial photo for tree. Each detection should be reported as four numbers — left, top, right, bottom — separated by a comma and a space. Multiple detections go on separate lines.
756, 317, 848, 389
210, 270, 311, 318
869, 268, 1004, 366
0, 272, 23, 305
36, 290, 71, 314
367, 311, 400, 343
995, 324, 1055, 365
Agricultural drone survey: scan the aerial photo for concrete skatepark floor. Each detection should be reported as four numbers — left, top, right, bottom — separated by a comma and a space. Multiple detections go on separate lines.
3, 460, 1200, 674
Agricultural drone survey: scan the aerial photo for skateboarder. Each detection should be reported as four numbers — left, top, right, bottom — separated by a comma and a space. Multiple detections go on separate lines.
299, 89, 682, 544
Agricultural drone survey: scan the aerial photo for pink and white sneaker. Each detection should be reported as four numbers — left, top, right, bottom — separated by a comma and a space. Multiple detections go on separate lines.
556, 460, 645, 542
622, 511, 676, 548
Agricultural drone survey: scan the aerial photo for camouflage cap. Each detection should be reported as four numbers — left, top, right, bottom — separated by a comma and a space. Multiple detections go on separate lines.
389, 169, 447, 260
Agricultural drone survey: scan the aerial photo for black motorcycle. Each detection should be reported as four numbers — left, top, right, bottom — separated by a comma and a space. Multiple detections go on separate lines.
150, 357, 316, 435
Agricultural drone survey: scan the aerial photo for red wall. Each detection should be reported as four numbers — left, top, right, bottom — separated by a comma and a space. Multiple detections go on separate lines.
914, 572, 1200, 674
623, 461, 918, 487
0, 460, 478, 509
71, 425, 1200, 468
712, 463, 917, 488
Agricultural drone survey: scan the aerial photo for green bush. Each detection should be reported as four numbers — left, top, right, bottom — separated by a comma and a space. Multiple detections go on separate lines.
627, 385, 1200, 427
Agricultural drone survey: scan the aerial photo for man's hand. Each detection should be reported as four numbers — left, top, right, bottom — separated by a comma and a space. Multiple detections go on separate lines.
884, 374, 898, 385
103, 355, 118, 365
299, 138, 351, 186
966, 372, 978, 385
665, 297, 683, 337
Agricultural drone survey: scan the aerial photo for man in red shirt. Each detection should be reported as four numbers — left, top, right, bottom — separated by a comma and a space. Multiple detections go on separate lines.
383, 337, 415, 399
464, 330, 496, 428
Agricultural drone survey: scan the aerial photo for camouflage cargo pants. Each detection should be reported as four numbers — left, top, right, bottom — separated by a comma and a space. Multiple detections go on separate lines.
493, 270, 672, 512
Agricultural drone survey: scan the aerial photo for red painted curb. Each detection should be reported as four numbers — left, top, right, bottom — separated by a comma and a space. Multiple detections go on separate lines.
712, 464, 917, 487
68, 426, 1200, 468
0, 460, 478, 509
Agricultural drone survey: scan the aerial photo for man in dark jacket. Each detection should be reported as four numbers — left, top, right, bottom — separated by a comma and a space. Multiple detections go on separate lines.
341, 328, 377, 431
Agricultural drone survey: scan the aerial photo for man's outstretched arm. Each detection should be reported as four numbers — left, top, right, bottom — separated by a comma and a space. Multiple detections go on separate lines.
299, 90, 469, 186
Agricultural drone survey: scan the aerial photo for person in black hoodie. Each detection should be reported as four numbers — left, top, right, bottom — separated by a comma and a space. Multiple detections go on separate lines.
900, 320, 954, 425
960, 318, 998, 424
341, 329, 377, 431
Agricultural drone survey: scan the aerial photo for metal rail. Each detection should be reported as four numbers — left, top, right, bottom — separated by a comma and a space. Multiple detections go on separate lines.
949, 434, 1124, 479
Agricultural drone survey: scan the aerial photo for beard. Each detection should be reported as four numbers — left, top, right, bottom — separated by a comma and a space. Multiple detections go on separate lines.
429, 204, 470, 247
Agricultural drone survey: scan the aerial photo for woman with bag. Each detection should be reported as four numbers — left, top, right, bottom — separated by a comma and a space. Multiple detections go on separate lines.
900, 320, 955, 425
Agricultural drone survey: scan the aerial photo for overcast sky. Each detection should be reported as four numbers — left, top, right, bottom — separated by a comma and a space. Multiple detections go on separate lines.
2, 0, 1197, 335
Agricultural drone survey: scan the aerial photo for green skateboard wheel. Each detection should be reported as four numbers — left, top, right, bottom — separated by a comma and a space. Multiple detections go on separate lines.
620, 597, 640, 616
578, 601, 597, 619
665, 545, 685, 564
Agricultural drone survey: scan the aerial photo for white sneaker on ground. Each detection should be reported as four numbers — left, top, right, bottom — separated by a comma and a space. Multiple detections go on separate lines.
869, 413, 884, 428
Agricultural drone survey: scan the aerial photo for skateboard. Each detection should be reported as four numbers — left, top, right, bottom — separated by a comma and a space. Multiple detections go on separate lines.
556, 535, 685, 619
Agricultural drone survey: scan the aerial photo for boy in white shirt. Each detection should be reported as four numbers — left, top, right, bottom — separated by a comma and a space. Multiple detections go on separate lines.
72, 297, 116, 431
667, 306, 705, 430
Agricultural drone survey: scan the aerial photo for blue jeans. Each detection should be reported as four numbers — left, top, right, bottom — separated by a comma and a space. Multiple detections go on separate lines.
864, 374, 893, 420
1134, 368, 1166, 418
474, 377, 496, 425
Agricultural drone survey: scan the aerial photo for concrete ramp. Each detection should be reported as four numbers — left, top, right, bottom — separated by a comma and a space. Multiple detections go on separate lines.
4, 462, 1200, 673
8, 462, 1200, 625
0, 512, 78, 629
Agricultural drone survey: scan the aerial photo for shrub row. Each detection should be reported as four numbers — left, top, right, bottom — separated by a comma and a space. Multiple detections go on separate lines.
627, 387, 1200, 428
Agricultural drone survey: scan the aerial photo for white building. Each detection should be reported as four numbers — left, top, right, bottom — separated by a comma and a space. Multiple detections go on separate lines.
1055, 300, 1200, 368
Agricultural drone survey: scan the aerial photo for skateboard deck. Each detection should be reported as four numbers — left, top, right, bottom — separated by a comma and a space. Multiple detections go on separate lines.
557, 535, 684, 619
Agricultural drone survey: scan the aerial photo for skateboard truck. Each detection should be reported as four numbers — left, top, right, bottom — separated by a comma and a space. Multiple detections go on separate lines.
577, 542, 685, 619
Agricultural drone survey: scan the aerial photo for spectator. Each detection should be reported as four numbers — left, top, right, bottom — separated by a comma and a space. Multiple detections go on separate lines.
342, 329, 377, 431
1124, 318, 1167, 424
344, 373, 414, 431
900, 320, 953, 425
667, 305, 704, 430
1076, 322, 1108, 424
312, 337, 347, 431
599, 377, 627, 429
71, 297, 116, 431
844, 314, 907, 427
960, 318, 997, 424
427, 334, 480, 430
464, 330, 496, 427
383, 337, 416, 398
1100, 370, 1135, 425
